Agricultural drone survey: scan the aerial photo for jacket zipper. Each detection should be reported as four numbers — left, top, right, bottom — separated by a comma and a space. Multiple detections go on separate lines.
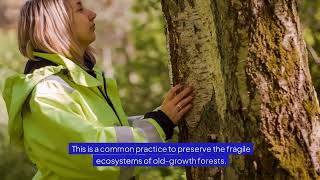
98, 72, 123, 126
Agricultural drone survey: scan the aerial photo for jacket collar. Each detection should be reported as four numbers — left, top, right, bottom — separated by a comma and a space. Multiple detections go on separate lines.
33, 52, 102, 87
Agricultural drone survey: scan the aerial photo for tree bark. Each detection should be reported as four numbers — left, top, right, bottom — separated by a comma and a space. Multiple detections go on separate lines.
160, 0, 320, 179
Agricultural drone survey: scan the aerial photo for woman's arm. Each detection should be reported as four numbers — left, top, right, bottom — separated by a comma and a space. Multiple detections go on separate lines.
24, 79, 165, 179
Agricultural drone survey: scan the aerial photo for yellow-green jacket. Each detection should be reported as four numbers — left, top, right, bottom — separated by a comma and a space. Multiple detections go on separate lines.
3, 52, 169, 180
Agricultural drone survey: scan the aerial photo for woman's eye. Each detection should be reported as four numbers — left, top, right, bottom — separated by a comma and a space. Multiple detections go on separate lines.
78, 8, 83, 12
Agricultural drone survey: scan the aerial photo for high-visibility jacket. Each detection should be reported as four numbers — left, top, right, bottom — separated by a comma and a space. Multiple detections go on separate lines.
2, 52, 170, 180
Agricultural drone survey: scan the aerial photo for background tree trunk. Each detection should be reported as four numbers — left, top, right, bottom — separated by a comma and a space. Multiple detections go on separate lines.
160, 0, 320, 179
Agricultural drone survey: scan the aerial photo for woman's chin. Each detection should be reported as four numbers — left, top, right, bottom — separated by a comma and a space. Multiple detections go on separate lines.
88, 34, 96, 44
91, 36, 96, 43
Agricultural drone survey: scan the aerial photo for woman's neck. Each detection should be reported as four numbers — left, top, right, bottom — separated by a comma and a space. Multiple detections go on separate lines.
78, 46, 86, 65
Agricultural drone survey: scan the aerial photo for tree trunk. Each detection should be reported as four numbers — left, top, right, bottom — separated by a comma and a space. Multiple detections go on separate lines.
160, 0, 320, 179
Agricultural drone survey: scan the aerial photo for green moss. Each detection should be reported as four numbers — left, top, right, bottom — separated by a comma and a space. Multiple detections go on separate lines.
303, 100, 318, 118
273, 141, 310, 179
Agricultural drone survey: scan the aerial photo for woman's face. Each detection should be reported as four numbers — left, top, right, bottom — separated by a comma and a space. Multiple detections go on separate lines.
69, 0, 96, 48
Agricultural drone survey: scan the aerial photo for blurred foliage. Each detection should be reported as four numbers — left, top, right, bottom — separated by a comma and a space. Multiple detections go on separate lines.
114, 0, 170, 116
299, 1, 320, 100
0, 30, 24, 72
0, 134, 36, 180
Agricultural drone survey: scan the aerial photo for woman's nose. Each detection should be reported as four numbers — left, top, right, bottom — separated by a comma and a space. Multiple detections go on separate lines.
88, 10, 96, 21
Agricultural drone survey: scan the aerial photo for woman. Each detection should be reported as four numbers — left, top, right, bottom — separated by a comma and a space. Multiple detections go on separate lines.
3, 0, 194, 179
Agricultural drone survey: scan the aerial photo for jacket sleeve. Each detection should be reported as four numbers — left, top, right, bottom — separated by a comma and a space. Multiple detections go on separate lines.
128, 106, 176, 141
127, 105, 161, 126
23, 79, 166, 179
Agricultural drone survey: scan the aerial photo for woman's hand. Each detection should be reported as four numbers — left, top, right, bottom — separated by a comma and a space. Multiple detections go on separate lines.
160, 84, 194, 125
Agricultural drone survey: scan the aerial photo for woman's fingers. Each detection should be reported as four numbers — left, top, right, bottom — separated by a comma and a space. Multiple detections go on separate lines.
173, 86, 193, 105
177, 94, 194, 110
160, 84, 195, 124
166, 84, 183, 100
176, 104, 193, 121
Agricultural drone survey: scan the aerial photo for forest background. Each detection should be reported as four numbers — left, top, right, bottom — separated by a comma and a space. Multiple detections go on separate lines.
0, 0, 318, 179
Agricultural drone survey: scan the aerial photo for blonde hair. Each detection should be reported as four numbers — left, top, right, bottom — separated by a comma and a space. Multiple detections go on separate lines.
18, 0, 95, 66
